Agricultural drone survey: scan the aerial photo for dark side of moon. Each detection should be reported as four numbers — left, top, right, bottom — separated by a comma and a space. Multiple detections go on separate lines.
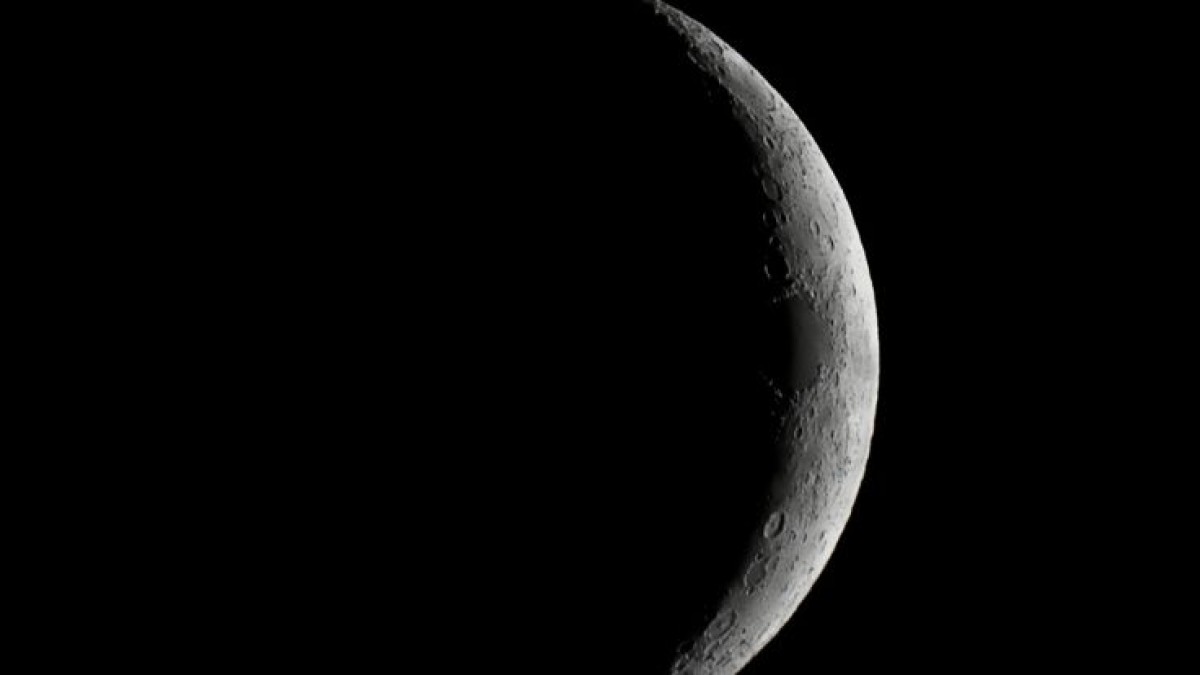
198, 2, 879, 674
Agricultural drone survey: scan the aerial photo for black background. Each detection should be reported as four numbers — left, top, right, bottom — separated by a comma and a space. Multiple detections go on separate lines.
31, 1, 1191, 670
196, 2, 1185, 670
664, 1, 1189, 671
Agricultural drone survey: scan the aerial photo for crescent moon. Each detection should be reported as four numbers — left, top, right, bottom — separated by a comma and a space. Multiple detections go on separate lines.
643, 3, 882, 673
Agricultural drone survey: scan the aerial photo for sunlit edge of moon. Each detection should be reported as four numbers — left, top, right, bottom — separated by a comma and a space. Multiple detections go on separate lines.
646, 3, 881, 674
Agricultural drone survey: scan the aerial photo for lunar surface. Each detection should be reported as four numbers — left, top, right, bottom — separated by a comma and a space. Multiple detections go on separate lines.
193, 4, 879, 672
638, 4, 881, 673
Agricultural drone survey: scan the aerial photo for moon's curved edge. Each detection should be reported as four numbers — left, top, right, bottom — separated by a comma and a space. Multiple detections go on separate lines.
646, 3, 881, 674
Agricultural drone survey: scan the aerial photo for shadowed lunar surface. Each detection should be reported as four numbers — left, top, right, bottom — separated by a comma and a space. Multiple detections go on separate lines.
186, 3, 877, 673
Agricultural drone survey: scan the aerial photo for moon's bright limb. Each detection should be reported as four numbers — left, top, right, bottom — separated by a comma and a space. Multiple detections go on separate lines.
643, 3, 881, 673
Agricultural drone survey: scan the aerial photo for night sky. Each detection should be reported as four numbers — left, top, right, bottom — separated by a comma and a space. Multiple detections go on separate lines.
83, 3, 1185, 670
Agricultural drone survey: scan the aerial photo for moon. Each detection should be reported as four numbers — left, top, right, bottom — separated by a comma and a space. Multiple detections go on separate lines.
209, 4, 881, 671
639, 3, 881, 673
